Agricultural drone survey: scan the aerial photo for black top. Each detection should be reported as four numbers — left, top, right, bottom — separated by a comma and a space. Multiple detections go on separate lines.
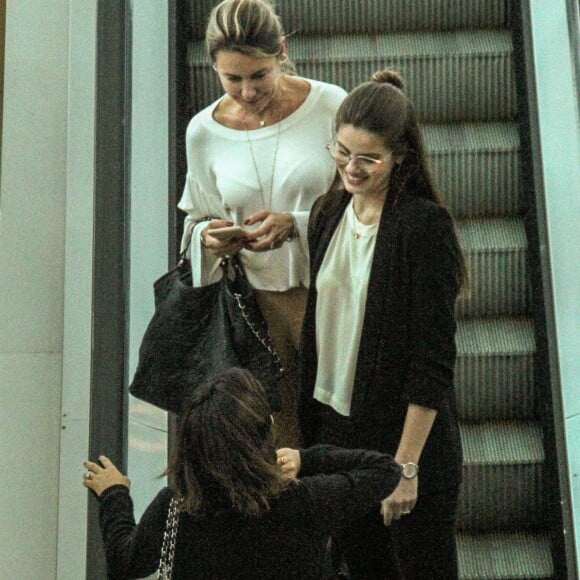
299, 190, 463, 493
98, 445, 400, 579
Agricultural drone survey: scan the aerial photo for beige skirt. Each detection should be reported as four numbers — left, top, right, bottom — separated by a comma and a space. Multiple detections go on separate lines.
255, 286, 308, 448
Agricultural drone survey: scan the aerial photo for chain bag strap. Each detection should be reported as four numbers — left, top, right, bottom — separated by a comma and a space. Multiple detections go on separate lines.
226, 257, 284, 376
157, 497, 181, 579
233, 287, 284, 373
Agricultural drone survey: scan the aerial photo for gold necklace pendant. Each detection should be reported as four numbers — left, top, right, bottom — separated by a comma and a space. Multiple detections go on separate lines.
351, 200, 382, 241
243, 116, 282, 208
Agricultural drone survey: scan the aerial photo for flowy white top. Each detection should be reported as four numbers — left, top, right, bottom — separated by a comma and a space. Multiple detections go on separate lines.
178, 78, 347, 290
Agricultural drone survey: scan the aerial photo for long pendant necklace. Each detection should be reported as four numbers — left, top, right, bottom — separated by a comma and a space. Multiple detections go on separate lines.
243, 115, 282, 209
241, 79, 285, 208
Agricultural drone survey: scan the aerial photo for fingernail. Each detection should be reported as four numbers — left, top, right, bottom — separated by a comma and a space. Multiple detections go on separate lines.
226, 221, 234, 226
243, 219, 250, 225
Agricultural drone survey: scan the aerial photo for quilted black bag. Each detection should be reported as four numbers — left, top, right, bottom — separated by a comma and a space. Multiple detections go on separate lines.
129, 253, 283, 414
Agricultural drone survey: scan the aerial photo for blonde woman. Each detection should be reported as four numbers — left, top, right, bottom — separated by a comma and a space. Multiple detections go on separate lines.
178, 0, 346, 447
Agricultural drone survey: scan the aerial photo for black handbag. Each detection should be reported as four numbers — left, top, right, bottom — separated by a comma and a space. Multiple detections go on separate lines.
129, 252, 283, 415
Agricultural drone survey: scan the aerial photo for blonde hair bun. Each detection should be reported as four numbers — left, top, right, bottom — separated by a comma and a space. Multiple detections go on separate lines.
370, 69, 404, 91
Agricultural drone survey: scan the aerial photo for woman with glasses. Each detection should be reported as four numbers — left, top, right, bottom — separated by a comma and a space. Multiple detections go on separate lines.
178, 0, 346, 447
299, 69, 465, 579
83, 368, 401, 579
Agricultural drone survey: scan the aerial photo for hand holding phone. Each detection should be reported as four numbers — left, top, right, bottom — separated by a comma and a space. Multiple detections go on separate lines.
208, 225, 245, 241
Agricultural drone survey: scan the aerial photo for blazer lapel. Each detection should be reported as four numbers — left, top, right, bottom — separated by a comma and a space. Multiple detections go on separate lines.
310, 191, 351, 278
350, 198, 400, 418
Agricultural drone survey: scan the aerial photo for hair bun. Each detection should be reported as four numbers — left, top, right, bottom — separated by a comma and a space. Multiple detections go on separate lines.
370, 69, 404, 90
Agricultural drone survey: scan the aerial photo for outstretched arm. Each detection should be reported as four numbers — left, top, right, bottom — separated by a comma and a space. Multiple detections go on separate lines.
292, 444, 401, 532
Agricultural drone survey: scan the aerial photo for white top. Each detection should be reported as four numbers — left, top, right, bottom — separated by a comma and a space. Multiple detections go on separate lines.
314, 200, 379, 416
178, 78, 347, 290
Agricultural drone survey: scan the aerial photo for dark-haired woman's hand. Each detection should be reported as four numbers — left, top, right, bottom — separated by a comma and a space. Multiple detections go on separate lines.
380, 477, 418, 526
82, 456, 131, 497
276, 448, 301, 479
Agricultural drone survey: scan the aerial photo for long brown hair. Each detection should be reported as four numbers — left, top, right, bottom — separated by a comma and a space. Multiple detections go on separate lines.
336, 68, 440, 206
165, 368, 289, 517
336, 69, 467, 288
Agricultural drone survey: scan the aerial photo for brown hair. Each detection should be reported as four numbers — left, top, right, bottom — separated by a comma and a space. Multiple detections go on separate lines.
336, 68, 441, 205
206, 0, 295, 73
165, 368, 289, 517
336, 69, 467, 288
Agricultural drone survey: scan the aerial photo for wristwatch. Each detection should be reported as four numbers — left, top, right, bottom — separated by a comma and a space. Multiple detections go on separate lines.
400, 462, 420, 479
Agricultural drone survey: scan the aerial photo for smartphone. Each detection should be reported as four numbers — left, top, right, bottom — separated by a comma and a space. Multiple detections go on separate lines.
209, 226, 245, 241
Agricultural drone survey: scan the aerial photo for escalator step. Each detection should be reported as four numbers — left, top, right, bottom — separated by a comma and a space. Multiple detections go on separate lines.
424, 122, 520, 219
189, 30, 516, 122
455, 218, 529, 317
458, 421, 544, 530
455, 317, 536, 420
456, 317, 535, 357
457, 532, 554, 579
191, 0, 511, 38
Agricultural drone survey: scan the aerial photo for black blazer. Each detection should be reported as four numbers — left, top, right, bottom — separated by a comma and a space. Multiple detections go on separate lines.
299, 189, 463, 492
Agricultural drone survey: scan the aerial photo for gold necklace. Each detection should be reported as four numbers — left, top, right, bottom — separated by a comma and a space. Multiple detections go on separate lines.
243, 117, 282, 208
352, 201, 382, 240
242, 79, 285, 207
246, 77, 284, 128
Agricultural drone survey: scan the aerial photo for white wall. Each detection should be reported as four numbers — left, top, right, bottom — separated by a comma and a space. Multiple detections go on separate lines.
529, 1, 580, 570
127, 1, 169, 517
0, 0, 70, 577
0, 1, 170, 576
57, 1, 97, 577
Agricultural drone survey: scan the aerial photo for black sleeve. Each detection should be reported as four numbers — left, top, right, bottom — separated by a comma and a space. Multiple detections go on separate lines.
297, 445, 401, 531
404, 204, 461, 410
306, 194, 326, 263
98, 485, 173, 579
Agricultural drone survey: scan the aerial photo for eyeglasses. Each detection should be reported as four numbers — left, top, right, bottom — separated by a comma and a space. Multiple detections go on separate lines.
326, 144, 385, 173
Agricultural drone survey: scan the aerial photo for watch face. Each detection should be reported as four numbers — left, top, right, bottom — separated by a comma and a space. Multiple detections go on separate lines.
402, 462, 419, 479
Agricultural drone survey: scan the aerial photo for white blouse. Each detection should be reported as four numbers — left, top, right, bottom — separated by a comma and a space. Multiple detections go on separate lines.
178, 78, 347, 290
314, 200, 379, 416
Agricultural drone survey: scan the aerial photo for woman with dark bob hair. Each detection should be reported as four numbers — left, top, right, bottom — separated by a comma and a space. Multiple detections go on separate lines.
299, 69, 466, 578
83, 368, 400, 578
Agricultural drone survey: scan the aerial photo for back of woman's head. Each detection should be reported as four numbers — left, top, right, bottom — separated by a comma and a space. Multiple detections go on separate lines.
167, 368, 287, 517
206, 0, 285, 61
337, 69, 440, 204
